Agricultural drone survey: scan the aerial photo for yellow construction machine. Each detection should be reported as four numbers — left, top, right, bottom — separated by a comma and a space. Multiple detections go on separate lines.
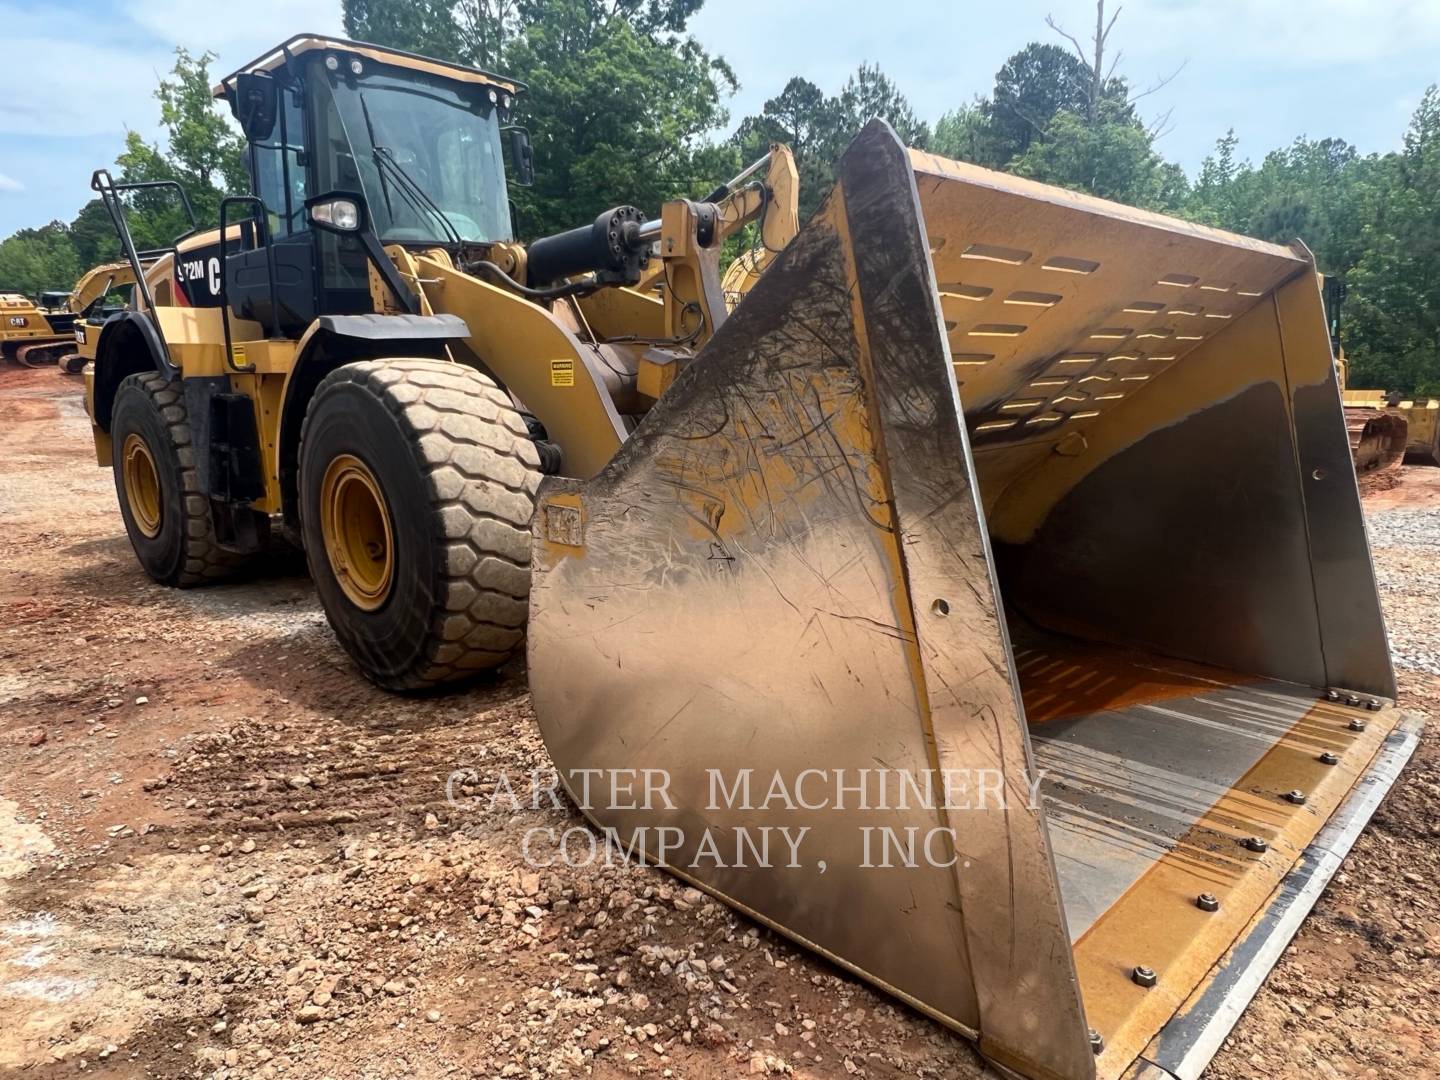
79, 34, 1419, 1080
1325, 276, 1440, 468
1, 261, 135, 369
1, 289, 78, 367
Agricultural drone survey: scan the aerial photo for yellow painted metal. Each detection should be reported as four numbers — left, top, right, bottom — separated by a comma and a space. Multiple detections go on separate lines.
228, 372, 287, 513
319, 452, 395, 611
1401, 397, 1440, 463
148, 307, 255, 376
1075, 699, 1400, 1078
635, 353, 678, 400
985, 274, 1306, 541
227, 339, 298, 375
213, 34, 523, 99
65, 261, 137, 314
574, 286, 666, 341
121, 432, 163, 537
720, 144, 800, 302
412, 253, 628, 478
0, 291, 66, 346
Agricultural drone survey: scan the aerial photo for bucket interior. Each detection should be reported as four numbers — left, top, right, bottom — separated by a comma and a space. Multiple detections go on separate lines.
916, 149, 1402, 1070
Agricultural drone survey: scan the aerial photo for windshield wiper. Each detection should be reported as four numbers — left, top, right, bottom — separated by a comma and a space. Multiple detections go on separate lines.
357, 94, 397, 223
373, 146, 465, 246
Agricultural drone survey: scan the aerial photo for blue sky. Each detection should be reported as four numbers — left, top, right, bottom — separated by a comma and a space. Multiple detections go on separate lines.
2, 0, 1438, 239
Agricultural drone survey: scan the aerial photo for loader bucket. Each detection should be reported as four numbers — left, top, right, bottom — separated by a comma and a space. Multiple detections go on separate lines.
528, 121, 1419, 1080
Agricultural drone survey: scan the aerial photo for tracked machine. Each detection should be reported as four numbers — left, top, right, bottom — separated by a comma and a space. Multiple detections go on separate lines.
1, 262, 135, 369
78, 34, 1419, 1080
1, 288, 79, 367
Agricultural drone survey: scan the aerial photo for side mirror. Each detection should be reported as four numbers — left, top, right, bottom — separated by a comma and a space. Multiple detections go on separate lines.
506, 127, 535, 187
305, 192, 366, 233
233, 72, 278, 142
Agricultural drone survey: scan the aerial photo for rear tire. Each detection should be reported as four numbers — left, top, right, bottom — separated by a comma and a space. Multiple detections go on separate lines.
298, 359, 541, 691
110, 372, 246, 586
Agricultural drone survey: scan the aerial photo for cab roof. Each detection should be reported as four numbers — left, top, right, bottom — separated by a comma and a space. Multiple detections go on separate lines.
213, 34, 525, 100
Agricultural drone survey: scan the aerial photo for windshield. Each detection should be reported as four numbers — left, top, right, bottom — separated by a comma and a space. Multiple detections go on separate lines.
313, 61, 512, 245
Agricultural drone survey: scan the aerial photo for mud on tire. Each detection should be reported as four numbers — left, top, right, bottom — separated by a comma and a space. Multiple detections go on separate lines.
298, 358, 542, 691
110, 371, 247, 586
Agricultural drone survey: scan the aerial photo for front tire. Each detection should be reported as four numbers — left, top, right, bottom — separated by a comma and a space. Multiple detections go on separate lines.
298, 359, 541, 691
110, 372, 245, 586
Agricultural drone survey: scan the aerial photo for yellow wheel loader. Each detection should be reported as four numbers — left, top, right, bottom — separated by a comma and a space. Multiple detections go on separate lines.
79, 34, 1418, 1080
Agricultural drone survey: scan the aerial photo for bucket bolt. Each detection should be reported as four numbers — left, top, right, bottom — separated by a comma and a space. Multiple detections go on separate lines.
1319, 751, 1340, 765
1348, 718, 1368, 732
1284, 789, 1307, 805
1345, 694, 1361, 707
1196, 893, 1220, 912
1132, 965, 1158, 988
1365, 698, 1382, 711
1089, 1029, 1105, 1055
1325, 689, 1340, 702
1242, 836, 1269, 853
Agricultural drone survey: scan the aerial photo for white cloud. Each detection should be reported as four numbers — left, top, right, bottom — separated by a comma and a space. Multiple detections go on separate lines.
122, 0, 345, 62
0, 171, 23, 193
0, 0, 344, 140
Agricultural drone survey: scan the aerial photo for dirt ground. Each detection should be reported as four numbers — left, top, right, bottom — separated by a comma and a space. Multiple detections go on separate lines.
1, 366, 1436, 1079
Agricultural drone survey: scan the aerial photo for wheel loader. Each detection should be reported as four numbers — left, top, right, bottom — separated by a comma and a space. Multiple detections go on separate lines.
77, 33, 1419, 1080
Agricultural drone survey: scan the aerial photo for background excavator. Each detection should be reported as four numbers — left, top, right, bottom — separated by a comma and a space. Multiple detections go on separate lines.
0, 261, 135, 369
73, 33, 1419, 1080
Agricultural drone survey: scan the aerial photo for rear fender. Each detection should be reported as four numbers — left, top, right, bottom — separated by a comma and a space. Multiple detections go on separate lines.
91, 311, 173, 431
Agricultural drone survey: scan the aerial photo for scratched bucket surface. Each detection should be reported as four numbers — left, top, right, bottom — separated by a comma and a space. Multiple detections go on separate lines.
527, 121, 1409, 1080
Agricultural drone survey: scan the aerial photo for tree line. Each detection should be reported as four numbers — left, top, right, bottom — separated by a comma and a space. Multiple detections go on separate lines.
1, 0, 1435, 394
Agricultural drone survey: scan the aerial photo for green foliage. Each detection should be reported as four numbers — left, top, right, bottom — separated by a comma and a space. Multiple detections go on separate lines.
114, 49, 245, 247
1345, 87, 1440, 396
732, 64, 929, 220
1010, 106, 1186, 210
502, 0, 737, 238
0, 221, 82, 296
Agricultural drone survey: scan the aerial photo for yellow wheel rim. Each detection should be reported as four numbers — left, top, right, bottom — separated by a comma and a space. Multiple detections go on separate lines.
320, 453, 394, 611
121, 433, 162, 538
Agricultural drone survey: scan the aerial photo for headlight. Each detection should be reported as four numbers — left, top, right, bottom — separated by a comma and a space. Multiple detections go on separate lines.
349, 58, 364, 76
309, 198, 361, 231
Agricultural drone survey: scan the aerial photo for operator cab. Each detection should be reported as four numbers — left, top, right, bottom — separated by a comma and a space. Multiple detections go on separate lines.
212, 35, 532, 335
